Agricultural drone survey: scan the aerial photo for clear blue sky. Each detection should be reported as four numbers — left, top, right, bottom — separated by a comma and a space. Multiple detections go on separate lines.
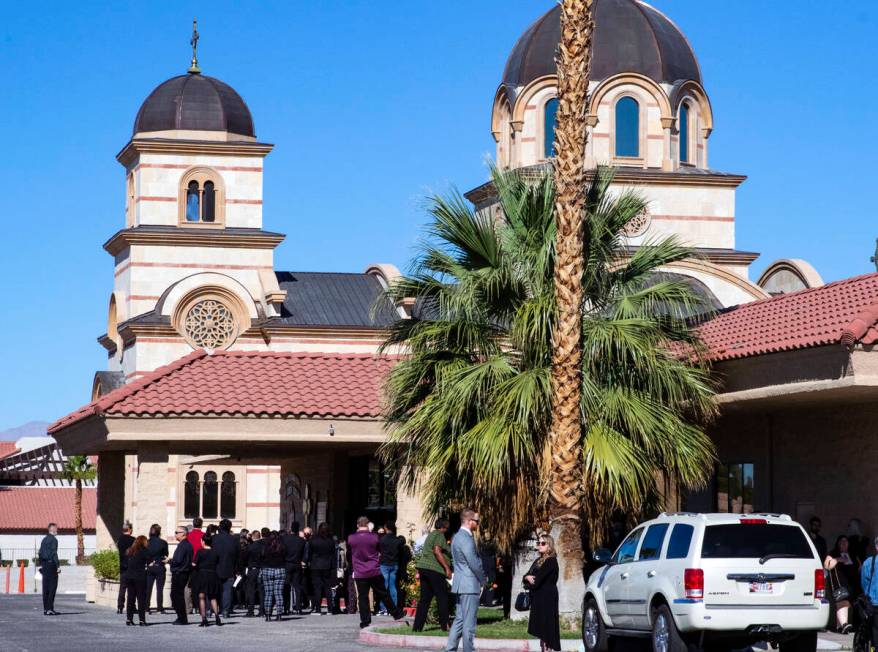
0, 1, 875, 429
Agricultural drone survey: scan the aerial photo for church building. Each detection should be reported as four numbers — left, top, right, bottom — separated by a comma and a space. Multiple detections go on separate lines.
52, 0, 855, 557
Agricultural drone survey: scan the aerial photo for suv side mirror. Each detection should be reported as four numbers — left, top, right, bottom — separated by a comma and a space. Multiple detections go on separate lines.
593, 548, 613, 564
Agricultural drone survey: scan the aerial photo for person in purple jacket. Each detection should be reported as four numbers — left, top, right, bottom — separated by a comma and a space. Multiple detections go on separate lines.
347, 515, 407, 629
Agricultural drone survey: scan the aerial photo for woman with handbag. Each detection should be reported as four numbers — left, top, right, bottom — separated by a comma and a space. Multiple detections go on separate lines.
826, 535, 860, 634
523, 535, 561, 652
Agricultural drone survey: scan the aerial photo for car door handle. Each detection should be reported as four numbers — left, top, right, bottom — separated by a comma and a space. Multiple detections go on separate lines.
620, 572, 629, 579
647, 570, 657, 578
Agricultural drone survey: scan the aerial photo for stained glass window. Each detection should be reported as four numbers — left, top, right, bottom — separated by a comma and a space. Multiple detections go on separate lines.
615, 97, 639, 158
544, 98, 558, 159
680, 104, 690, 163
202, 470, 218, 519
186, 180, 200, 222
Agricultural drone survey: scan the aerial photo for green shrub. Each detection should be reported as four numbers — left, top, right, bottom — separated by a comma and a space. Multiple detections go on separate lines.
88, 549, 119, 581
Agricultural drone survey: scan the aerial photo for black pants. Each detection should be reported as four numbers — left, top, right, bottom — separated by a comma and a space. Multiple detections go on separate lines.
355, 575, 398, 627
311, 568, 333, 613
41, 563, 58, 612
284, 566, 303, 612
413, 568, 449, 631
146, 564, 166, 611
171, 572, 190, 622
245, 568, 262, 612
117, 570, 128, 610
125, 575, 147, 622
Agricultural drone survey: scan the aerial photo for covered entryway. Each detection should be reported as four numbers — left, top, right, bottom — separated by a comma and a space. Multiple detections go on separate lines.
48, 349, 426, 551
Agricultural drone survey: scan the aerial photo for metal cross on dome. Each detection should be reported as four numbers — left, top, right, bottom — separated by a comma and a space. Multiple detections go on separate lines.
188, 19, 201, 74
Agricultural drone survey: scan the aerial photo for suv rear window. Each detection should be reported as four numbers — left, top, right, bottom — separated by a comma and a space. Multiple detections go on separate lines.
701, 524, 814, 559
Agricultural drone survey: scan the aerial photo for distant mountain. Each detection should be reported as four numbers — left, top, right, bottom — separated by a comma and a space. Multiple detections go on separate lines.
0, 421, 50, 439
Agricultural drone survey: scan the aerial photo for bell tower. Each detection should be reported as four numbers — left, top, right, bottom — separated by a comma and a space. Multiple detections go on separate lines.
102, 29, 286, 379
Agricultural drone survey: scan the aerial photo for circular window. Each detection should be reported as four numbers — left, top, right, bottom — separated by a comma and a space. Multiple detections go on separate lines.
623, 209, 651, 237
183, 299, 237, 349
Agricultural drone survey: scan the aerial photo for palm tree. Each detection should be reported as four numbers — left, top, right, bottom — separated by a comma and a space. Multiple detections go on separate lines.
380, 167, 716, 617
61, 455, 96, 564
549, 0, 596, 616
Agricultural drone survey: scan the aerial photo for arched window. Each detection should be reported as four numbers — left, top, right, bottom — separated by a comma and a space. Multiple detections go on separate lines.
220, 471, 236, 519
178, 168, 224, 225
184, 471, 200, 519
186, 180, 200, 222
679, 103, 690, 163
202, 181, 215, 222
615, 97, 640, 158
543, 98, 558, 159
202, 471, 218, 519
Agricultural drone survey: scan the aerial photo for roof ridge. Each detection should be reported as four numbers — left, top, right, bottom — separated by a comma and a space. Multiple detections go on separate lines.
214, 350, 397, 360
276, 270, 373, 277
840, 301, 878, 348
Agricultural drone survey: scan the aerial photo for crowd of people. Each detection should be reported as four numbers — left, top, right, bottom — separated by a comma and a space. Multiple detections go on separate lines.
35, 508, 558, 652
105, 516, 424, 628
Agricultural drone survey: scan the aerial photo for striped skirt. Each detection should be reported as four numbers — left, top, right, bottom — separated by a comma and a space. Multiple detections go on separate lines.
260, 567, 286, 616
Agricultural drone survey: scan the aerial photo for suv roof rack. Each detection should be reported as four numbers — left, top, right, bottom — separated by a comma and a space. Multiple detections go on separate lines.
658, 512, 702, 518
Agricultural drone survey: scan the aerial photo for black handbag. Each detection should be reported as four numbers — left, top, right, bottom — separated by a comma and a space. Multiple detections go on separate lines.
515, 589, 531, 611
831, 568, 850, 603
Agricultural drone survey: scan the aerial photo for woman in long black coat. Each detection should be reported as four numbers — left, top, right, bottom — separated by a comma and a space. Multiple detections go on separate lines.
524, 534, 561, 652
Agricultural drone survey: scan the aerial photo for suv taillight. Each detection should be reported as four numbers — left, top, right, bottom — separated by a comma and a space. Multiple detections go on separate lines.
815, 569, 826, 601
684, 568, 704, 600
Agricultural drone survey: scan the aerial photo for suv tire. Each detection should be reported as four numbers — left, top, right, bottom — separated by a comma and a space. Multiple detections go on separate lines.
652, 604, 687, 652
583, 597, 610, 652
779, 631, 818, 652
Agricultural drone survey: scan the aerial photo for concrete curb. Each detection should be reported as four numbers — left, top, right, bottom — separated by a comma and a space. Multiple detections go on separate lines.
357, 626, 583, 651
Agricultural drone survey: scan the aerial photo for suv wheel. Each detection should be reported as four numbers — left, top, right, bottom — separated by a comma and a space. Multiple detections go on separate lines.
583, 598, 609, 652
652, 604, 686, 652
779, 631, 818, 652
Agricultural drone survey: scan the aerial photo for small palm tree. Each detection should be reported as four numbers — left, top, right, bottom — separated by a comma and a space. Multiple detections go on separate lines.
380, 166, 716, 597
61, 455, 96, 564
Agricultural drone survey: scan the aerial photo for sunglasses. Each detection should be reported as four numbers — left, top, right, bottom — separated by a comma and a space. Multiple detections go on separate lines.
537, 541, 548, 546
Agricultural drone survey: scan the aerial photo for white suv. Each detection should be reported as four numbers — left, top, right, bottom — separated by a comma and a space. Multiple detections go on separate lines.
582, 513, 829, 652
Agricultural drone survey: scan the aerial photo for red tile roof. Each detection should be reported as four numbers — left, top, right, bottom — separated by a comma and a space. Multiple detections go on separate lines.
0, 486, 96, 532
0, 442, 18, 460
49, 350, 397, 433
698, 272, 878, 361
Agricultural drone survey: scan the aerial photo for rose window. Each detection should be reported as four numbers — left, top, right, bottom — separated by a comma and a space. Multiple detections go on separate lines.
183, 299, 236, 349
623, 209, 651, 237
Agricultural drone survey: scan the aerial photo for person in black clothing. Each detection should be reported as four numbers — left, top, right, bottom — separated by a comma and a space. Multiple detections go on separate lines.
213, 519, 239, 617
524, 534, 561, 652
282, 522, 306, 615
38, 523, 60, 616
192, 534, 223, 627
809, 516, 828, 561
245, 530, 265, 617
116, 522, 135, 614
378, 522, 403, 615
124, 535, 150, 626
260, 531, 288, 621
235, 530, 250, 610
169, 525, 193, 625
309, 522, 338, 615
145, 523, 169, 614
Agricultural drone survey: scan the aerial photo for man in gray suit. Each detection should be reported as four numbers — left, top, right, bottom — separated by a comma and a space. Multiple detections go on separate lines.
446, 508, 486, 652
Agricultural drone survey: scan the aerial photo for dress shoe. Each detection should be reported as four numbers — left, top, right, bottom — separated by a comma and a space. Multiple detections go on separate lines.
126, 620, 134, 626
138, 621, 147, 627
172, 619, 188, 625
117, 608, 123, 615
199, 618, 209, 627
215, 615, 223, 626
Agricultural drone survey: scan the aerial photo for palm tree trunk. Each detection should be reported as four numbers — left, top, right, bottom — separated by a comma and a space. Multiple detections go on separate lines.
548, 0, 595, 622
75, 478, 84, 564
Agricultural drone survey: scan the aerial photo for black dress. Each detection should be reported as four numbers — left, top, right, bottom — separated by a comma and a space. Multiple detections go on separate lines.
526, 557, 561, 651
192, 548, 221, 600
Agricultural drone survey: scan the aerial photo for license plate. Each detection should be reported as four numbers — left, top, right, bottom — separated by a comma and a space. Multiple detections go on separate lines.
749, 582, 773, 594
